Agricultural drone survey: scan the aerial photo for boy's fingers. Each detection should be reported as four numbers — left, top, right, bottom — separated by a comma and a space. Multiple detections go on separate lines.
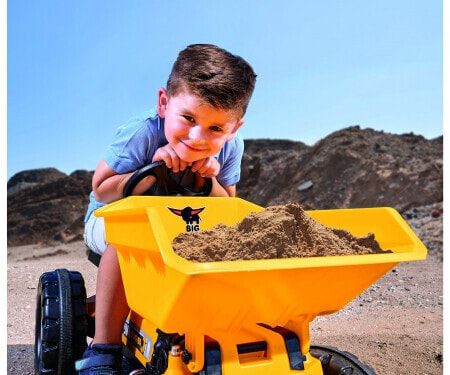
200, 161, 218, 177
164, 146, 179, 172
171, 156, 180, 172
197, 162, 210, 174
179, 159, 188, 171
153, 149, 170, 168
191, 158, 220, 177
153, 144, 185, 172
162, 151, 173, 169
201, 158, 219, 176
190, 159, 204, 173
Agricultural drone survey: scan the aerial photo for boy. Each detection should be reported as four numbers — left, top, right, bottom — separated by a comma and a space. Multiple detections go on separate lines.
77, 44, 256, 374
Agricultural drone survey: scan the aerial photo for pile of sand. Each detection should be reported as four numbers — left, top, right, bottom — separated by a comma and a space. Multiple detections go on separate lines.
172, 203, 390, 262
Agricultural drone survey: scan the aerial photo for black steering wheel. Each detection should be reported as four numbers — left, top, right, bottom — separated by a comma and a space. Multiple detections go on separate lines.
123, 161, 213, 198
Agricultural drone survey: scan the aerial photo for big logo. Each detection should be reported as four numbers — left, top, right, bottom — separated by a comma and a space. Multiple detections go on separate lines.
168, 206, 205, 232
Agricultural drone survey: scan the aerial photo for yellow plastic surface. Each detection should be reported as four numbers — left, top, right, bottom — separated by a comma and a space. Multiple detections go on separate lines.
95, 196, 426, 336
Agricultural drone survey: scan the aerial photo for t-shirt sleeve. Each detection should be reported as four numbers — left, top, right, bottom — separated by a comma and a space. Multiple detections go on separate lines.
216, 134, 245, 187
104, 115, 157, 174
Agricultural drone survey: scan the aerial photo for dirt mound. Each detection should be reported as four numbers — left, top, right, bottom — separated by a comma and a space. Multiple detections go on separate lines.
6, 126, 442, 246
239, 126, 442, 211
7, 170, 93, 246
7, 168, 66, 195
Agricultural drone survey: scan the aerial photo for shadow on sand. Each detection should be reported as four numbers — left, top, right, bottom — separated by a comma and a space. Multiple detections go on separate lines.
7, 344, 34, 374
7, 343, 141, 375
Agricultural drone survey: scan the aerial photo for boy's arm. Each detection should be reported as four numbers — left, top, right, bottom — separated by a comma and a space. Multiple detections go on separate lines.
92, 157, 237, 202
92, 159, 155, 203
210, 179, 236, 197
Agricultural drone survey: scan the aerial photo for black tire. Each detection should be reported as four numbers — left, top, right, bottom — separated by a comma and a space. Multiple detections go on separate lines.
310, 345, 376, 375
35, 269, 88, 375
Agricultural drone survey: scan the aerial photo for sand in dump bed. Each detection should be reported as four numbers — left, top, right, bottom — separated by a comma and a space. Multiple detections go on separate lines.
172, 203, 391, 262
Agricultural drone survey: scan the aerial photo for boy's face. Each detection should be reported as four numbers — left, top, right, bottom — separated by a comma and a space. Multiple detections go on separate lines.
157, 88, 244, 163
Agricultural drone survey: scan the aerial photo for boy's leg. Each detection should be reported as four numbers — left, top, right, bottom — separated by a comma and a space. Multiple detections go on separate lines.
75, 244, 127, 373
92, 244, 129, 345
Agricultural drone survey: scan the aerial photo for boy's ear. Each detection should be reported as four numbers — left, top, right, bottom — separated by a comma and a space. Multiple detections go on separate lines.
157, 88, 168, 118
226, 119, 245, 141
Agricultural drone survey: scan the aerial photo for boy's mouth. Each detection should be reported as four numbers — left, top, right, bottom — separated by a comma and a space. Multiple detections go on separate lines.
180, 141, 206, 152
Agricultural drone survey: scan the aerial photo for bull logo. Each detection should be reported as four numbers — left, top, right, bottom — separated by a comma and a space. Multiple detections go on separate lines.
168, 206, 205, 232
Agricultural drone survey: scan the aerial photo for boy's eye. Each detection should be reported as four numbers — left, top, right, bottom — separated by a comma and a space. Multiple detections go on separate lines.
183, 115, 195, 123
209, 126, 223, 133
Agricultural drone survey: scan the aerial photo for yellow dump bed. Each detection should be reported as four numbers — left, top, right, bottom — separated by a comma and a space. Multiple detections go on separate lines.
95, 196, 426, 335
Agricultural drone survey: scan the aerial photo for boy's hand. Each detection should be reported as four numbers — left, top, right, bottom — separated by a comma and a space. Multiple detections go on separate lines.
152, 144, 191, 173
153, 145, 220, 178
191, 157, 220, 178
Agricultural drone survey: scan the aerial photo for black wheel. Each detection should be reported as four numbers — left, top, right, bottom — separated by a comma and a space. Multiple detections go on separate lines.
35, 269, 88, 375
310, 345, 376, 375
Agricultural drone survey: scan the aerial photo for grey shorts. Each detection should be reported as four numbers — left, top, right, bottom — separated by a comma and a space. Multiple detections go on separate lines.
84, 214, 108, 255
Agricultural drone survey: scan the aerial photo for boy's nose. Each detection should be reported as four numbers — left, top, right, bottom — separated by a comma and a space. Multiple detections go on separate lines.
188, 126, 205, 143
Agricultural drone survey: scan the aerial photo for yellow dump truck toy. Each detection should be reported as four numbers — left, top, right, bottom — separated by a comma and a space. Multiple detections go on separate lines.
34, 162, 427, 375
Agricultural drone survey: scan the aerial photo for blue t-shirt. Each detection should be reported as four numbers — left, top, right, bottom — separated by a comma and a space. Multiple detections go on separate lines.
85, 108, 244, 221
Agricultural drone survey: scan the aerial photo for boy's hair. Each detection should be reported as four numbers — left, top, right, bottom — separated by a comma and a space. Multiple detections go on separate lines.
167, 44, 257, 118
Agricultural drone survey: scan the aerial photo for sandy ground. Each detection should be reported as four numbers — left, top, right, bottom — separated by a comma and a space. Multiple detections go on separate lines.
7, 228, 443, 374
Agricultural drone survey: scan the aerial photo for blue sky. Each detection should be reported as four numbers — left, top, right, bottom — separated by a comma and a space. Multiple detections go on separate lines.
7, 0, 443, 179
